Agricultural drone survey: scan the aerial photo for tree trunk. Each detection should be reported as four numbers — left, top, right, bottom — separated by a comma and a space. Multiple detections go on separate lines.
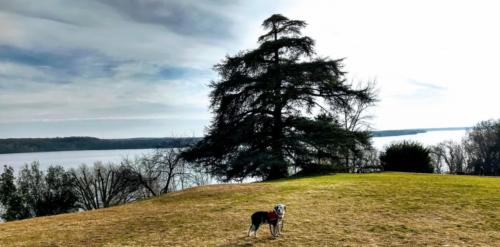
268, 25, 287, 180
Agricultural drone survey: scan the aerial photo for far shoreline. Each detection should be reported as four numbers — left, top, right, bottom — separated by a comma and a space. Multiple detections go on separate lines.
0, 127, 470, 155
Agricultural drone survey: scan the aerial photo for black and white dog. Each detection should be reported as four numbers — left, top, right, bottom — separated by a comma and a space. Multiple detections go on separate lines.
247, 204, 286, 237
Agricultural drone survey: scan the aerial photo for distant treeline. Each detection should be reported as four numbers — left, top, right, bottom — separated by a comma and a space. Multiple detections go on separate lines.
372, 127, 469, 137
0, 137, 201, 154
0, 127, 469, 154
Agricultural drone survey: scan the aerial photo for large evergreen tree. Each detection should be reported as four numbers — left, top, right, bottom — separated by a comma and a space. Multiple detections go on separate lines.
182, 14, 375, 181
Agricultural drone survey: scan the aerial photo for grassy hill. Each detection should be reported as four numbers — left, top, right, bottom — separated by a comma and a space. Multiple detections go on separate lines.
0, 173, 498, 246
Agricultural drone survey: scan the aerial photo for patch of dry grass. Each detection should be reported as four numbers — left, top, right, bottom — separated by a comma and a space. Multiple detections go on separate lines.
0, 173, 498, 246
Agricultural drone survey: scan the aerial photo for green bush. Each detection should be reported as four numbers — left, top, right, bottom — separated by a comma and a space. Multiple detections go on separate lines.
380, 141, 433, 173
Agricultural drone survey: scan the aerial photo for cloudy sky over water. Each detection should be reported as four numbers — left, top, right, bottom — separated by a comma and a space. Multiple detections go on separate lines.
0, 0, 499, 138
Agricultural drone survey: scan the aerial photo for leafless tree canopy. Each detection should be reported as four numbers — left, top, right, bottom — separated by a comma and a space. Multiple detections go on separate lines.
71, 163, 140, 210
463, 120, 500, 175
430, 120, 500, 176
333, 80, 379, 172
122, 148, 211, 196
71, 149, 212, 210
431, 141, 467, 174
334, 80, 377, 133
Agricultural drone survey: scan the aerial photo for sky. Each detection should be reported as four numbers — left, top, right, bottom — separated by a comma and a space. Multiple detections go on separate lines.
0, 0, 499, 138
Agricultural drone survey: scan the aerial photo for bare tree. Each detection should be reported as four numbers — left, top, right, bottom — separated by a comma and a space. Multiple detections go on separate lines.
433, 141, 467, 174
189, 166, 212, 187
71, 162, 139, 210
351, 148, 382, 173
463, 120, 500, 175
335, 81, 377, 132
429, 145, 445, 174
333, 80, 378, 172
71, 165, 98, 210
121, 156, 162, 197
122, 148, 192, 196
445, 141, 466, 174
149, 149, 187, 193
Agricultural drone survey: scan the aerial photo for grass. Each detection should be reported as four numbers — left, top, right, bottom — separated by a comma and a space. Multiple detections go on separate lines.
0, 172, 499, 246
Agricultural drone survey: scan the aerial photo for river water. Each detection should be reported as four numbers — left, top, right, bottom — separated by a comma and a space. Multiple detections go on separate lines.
0, 130, 468, 172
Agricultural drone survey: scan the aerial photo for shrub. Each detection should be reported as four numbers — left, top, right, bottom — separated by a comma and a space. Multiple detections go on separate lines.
380, 141, 434, 173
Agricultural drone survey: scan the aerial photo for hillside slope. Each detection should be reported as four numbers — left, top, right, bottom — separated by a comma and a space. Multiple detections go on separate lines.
0, 173, 498, 246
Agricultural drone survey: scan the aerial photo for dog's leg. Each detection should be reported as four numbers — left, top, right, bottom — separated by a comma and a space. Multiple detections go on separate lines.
252, 224, 259, 237
275, 222, 280, 236
248, 225, 253, 237
253, 223, 260, 237
271, 224, 279, 237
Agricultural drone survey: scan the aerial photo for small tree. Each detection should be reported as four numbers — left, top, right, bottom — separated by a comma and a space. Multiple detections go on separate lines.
351, 148, 382, 173
16, 163, 78, 217
0, 165, 30, 221
380, 141, 434, 173
334, 81, 377, 172
429, 145, 445, 174
40, 166, 78, 216
149, 148, 186, 193
17, 162, 45, 217
122, 156, 162, 197
432, 141, 467, 174
123, 148, 188, 196
71, 162, 140, 210
464, 120, 500, 176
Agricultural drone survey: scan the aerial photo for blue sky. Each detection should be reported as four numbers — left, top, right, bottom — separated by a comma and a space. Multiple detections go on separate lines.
1, 0, 499, 138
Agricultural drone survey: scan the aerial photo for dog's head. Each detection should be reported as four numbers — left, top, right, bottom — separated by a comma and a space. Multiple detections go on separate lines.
274, 203, 286, 217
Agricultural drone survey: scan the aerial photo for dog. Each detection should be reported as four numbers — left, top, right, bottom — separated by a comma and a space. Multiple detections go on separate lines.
247, 204, 286, 237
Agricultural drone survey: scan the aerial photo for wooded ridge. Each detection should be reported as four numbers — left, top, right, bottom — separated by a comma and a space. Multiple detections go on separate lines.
0, 137, 200, 154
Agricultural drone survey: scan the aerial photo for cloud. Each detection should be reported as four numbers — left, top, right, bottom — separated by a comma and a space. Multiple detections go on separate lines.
97, 0, 240, 41
393, 79, 448, 100
0, 45, 122, 83
0, 0, 247, 136
0, 0, 235, 69
4, 0, 498, 137
408, 80, 446, 91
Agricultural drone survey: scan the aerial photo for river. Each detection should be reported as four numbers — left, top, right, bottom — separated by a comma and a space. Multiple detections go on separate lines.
0, 130, 468, 172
